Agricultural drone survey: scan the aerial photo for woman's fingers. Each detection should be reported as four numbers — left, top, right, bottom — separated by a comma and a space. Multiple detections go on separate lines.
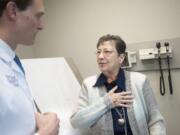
119, 91, 132, 96
112, 91, 134, 107
118, 103, 132, 108
121, 95, 134, 100
108, 88, 134, 108
109, 85, 118, 94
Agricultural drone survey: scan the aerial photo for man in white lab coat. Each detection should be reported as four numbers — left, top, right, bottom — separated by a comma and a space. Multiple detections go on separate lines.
0, 0, 60, 135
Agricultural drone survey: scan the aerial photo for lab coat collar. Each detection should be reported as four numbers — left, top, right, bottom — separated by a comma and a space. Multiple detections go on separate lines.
0, 38, 24, 76
0, 38, 15, 63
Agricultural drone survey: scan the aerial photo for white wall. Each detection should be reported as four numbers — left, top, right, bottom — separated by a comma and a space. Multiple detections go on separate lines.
18, 0, 180, 134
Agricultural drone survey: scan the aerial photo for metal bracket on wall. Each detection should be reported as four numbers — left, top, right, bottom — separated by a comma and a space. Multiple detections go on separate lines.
139, 46, 172, 60
122, 51, 137, 69
126, 38, 180, 72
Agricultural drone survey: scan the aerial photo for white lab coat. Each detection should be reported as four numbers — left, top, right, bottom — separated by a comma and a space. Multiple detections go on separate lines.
0, 39, 36, 135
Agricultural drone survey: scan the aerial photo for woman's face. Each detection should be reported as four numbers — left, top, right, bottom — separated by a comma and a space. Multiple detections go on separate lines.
96, 40, 124, 76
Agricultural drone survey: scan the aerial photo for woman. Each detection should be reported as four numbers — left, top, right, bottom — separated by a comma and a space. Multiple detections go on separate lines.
70, 34, 166, 135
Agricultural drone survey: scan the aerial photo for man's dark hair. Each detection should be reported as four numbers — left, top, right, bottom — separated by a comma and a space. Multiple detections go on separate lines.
0, 0, 33, 17
97, 34, 126, 54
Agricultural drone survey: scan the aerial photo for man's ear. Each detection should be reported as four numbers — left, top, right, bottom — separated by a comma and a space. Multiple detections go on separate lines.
119, 53, 125, 64
5, 1, 18, 21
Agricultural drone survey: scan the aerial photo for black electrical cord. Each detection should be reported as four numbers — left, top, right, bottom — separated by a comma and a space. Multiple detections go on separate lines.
156, 42, 166, 96
165, 42, 173, 95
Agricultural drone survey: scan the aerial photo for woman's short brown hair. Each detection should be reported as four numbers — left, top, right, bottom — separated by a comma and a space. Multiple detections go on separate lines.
97, 34, 126, 54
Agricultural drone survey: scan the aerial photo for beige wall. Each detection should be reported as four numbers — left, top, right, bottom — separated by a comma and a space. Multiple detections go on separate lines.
15, 45, 35, 59
33, 0, 180, 78
18, 0, 180, 134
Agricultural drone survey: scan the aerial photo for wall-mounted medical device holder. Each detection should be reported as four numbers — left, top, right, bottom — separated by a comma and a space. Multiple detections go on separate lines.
124, 38, 180, 96
126, 38, 180, 72
137, 42, 174, 96
139, 45, 172, 60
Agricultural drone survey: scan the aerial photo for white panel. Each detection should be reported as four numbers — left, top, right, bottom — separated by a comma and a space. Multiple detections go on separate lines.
21, 58, 90, 135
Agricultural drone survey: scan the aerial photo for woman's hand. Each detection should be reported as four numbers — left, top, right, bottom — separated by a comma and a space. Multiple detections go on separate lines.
108, 86, 134, 108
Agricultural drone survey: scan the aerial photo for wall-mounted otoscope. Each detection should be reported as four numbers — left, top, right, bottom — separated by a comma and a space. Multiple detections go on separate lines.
165, 42, 173, 95
156, 42, 166, 96
139, 42, 173, 96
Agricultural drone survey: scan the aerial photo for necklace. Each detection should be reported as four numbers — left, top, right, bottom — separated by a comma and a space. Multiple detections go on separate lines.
115, 108, 125, 126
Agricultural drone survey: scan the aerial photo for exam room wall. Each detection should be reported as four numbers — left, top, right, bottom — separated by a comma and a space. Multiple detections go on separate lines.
16, 0, 180, 135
